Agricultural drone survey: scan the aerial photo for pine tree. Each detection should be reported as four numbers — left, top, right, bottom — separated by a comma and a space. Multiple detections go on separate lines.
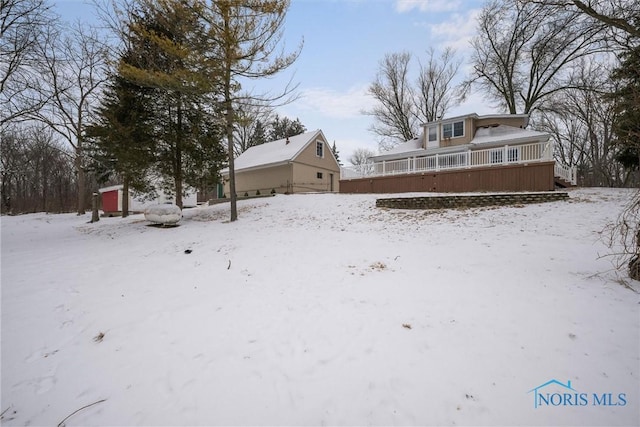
268, 114, 307, 141
611, 43, 640, 171
249, 119, 267, 147
86, 71, 156, 217
331, 141, 341, 165
90, 0, 227, 209
116, 0, 223, 208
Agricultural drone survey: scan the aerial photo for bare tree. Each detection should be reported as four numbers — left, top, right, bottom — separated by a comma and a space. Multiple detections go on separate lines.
365, 52, 417, 150
365, 49, 461, 151
537, 61, 631, 186
348, 147, 377, 175
31, 21, 108, 215
0, 0, 56, 125
233, 102, 273, 156
1, 124, 76, 214
526, 0, 639, 40
465, 0, 608, 115
415, 47, 462, 123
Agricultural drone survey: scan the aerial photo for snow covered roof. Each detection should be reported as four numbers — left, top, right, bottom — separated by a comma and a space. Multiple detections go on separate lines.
223, 129, 325, 173
381, 138, 423, 156
98, 185, 124, 193
371, 124, 549, 162
471, 125, 548, 146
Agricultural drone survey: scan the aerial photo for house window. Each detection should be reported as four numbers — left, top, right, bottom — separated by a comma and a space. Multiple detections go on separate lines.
316, 140, 324, 157
317, 172, 323, 179
428, 125, 437, 142
442, 120, 464, 139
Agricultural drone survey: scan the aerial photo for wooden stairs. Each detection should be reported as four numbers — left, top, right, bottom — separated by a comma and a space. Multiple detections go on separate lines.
554, 176, 576, 188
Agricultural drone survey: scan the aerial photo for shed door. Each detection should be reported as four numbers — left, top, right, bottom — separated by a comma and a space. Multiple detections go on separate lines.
102, 190, 119, 212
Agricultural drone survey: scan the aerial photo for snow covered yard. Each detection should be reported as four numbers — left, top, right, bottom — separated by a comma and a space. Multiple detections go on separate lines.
1, 188, 639, 426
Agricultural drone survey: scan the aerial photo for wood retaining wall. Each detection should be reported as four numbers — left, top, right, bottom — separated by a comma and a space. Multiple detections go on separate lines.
339, 162, 555, 194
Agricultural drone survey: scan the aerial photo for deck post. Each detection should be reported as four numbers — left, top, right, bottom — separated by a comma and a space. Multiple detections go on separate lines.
436, 154, 440, 171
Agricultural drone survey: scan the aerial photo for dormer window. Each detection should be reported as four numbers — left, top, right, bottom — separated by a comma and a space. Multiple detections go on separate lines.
442, 120, 464, 138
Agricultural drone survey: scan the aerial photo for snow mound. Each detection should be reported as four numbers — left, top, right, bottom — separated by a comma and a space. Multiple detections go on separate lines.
144, 204, 182, 225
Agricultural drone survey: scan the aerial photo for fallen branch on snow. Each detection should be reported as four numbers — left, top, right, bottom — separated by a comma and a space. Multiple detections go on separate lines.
57, 399, 107, 427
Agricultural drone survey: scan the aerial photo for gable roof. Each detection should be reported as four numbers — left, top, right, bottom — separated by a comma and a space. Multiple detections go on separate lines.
225, 129, 326, 173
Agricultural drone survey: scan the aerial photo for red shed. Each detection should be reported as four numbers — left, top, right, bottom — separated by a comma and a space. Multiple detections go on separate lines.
98, 185, 125, 215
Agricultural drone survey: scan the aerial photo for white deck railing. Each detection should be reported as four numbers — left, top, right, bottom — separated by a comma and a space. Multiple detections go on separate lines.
341, 141, 554, 179
554, 163, 578, 185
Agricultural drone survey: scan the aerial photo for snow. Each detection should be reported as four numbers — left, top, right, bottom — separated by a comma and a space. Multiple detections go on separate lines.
1, 188, 639, 426
470, 125, 548, 146
144, 204, 182, 225
222, 129, 323, 173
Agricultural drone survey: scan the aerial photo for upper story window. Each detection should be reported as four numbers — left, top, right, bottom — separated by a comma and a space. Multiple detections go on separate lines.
428, 125, 437, 142
316, 140, 324, 157
442, 120, 464, 139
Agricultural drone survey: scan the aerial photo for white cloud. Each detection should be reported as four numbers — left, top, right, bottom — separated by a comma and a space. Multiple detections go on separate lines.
395, 0, 462, 13
428, 9, 481, 53
449, 90, 500, 117
294, 84, 373, 120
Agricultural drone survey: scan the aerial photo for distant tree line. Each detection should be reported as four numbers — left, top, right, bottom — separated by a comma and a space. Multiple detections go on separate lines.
1, 125, 79, 214
1, 0, 300, 219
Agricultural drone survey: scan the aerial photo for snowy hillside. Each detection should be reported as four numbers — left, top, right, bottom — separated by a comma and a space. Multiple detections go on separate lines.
2, 188, 639, 426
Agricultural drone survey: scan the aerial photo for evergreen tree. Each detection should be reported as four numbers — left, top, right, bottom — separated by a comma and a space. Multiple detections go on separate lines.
268, 114, 306, 141
117, 0, 223, 208
86, 72, 156, 216
332, 141, 341, 165
611, 43, 640, 170
249, 119, 267, 147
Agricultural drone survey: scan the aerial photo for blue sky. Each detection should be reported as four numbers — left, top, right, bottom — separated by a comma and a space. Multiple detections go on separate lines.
53, 0, 494, 161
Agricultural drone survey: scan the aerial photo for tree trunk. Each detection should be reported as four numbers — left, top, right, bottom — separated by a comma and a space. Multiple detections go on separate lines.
224, 83, 237, 220
91, 192, 100, 223
122, 176, 129, 218
175, 98, 183, 208
76, 146, 86, 215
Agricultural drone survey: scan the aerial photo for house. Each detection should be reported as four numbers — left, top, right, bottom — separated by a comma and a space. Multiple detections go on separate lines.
98, 184, 197, 216
340, 113, 577, 193
222, 129, 340, 196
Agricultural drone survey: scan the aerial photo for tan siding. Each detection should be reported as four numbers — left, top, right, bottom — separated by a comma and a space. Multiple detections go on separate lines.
439, 117, 475, 147
294, 135, 341, 171
223, 164, 292, 196
292, 164, 340, 192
